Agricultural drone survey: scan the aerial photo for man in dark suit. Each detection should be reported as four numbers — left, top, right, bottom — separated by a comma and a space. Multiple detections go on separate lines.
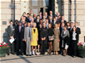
39, 12, 42, 19
26, 13, 30, 22
45, 12, 48, 19
22, 20, 25, 27
60, 22, 65, 54
68, 22, 74, 55
46, 19, 49, 29
34, 15, 40, 29
7, 20, 15, 55
13, 20, 18, 53
61, 16, 67, 26
49, 11, 53, 19
75, 22, 81, 43
49, 16, 53, 23
40, 23, 48, 54
52, 17, 57, 29
15, 22, 24, 55
13, 20, 18, 27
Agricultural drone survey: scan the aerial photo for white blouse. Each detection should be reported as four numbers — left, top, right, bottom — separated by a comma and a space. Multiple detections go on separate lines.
72, 32, 77, 40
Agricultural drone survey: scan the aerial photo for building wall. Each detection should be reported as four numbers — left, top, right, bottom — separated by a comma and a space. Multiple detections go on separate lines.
0, 0, 85, 43
62, 0, 85, 42
0, 0, 12, 43
76, 0, 85, 42
71, 0, 85, 42
0, 0, 21, 43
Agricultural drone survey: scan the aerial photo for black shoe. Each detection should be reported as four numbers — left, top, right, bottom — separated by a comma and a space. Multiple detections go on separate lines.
20, 53, 23, 55
7, 53, 10, 55
26, 54, 29, 56
16, 54, 19, 56
16, 53, 19, 56
12, 53, 15, 55
29, 54, 32, 56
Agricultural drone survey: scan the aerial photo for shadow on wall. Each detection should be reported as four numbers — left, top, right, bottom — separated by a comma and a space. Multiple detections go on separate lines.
3, 28, 8, 43
2, 2, 16, 42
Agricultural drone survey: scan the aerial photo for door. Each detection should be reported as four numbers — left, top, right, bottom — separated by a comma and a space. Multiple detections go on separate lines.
29, 0, 53, 16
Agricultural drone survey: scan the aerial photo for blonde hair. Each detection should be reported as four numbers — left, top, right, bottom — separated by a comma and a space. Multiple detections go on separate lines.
33, 23, 36, 27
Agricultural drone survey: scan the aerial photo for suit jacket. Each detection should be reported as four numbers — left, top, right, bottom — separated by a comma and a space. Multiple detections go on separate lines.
15, 26, 24, 40
26, 17, 29, 22
64, 20, 67, 26
49, 19, 53, 23
70, 27, 73, 40
61, 30, 70, 45
24, 27, 32, 42
40, 27, 48, 44
76, 27, 81, 42
7, 25, 15, 39
60, 19, 67, 26
34, 19, 40, 29
71, 31, 78, 42
52, 21, 57, 28
34, 19, 40, 23
45, 16, 49, 19
49, 15, 53, 19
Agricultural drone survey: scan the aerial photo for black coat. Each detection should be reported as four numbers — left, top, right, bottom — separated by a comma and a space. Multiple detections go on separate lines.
71, 31, 78, 42
15, 26, 24, 40
7, 25, 15, 39
76, 27, 81, 42
26, 17, 29, 22
34, 19, 40, 29
49, 20, 53, 24
52, 21, 57, 29
40, 27, 48, 44
45, 16, 49, 19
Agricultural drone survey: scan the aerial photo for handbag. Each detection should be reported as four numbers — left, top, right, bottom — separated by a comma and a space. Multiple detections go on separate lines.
48, 36, 54, 40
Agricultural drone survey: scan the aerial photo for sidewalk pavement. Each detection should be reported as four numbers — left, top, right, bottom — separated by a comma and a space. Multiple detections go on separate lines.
0, 54, 85, 63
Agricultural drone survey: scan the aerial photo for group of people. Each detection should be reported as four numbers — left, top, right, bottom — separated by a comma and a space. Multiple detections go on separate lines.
7, 10, 81, 57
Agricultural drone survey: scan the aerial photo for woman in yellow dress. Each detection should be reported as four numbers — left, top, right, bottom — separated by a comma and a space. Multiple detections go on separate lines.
31, 23, 38, 55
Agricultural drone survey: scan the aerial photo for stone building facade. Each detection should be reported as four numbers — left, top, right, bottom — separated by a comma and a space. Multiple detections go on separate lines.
0, 0, 85, 43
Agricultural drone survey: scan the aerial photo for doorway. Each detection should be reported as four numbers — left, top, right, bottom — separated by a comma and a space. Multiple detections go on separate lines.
40, 8, 43, 16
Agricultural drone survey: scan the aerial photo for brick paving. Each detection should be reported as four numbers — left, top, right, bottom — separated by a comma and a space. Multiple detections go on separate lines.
0, 54, 85, 63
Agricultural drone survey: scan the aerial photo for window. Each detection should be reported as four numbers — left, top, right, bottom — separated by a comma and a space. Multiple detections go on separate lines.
32, 0, 38, 6
43, 0, 49, 6
32, 9, 38, 15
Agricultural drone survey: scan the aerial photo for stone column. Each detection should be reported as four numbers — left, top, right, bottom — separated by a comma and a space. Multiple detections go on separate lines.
55, 0, 62, 15
64, 0, 69, 22
71, 0, 75, 23
21, 0, 29, 15
15, 0, 21, 20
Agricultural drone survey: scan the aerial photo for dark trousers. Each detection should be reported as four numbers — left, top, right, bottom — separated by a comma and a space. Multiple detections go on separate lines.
16, 39, 23, 54
41, 41, 47, 54
72, 40, 77, 56
16, 34, 23, 54
8, 42, 14, 54
68, 40, 73, 55
23, 41, 26, 54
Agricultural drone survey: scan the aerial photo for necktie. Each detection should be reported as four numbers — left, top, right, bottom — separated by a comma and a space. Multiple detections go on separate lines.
29, 28, 30, 37
19, 27, 21, 32
11, 25, 13, 31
